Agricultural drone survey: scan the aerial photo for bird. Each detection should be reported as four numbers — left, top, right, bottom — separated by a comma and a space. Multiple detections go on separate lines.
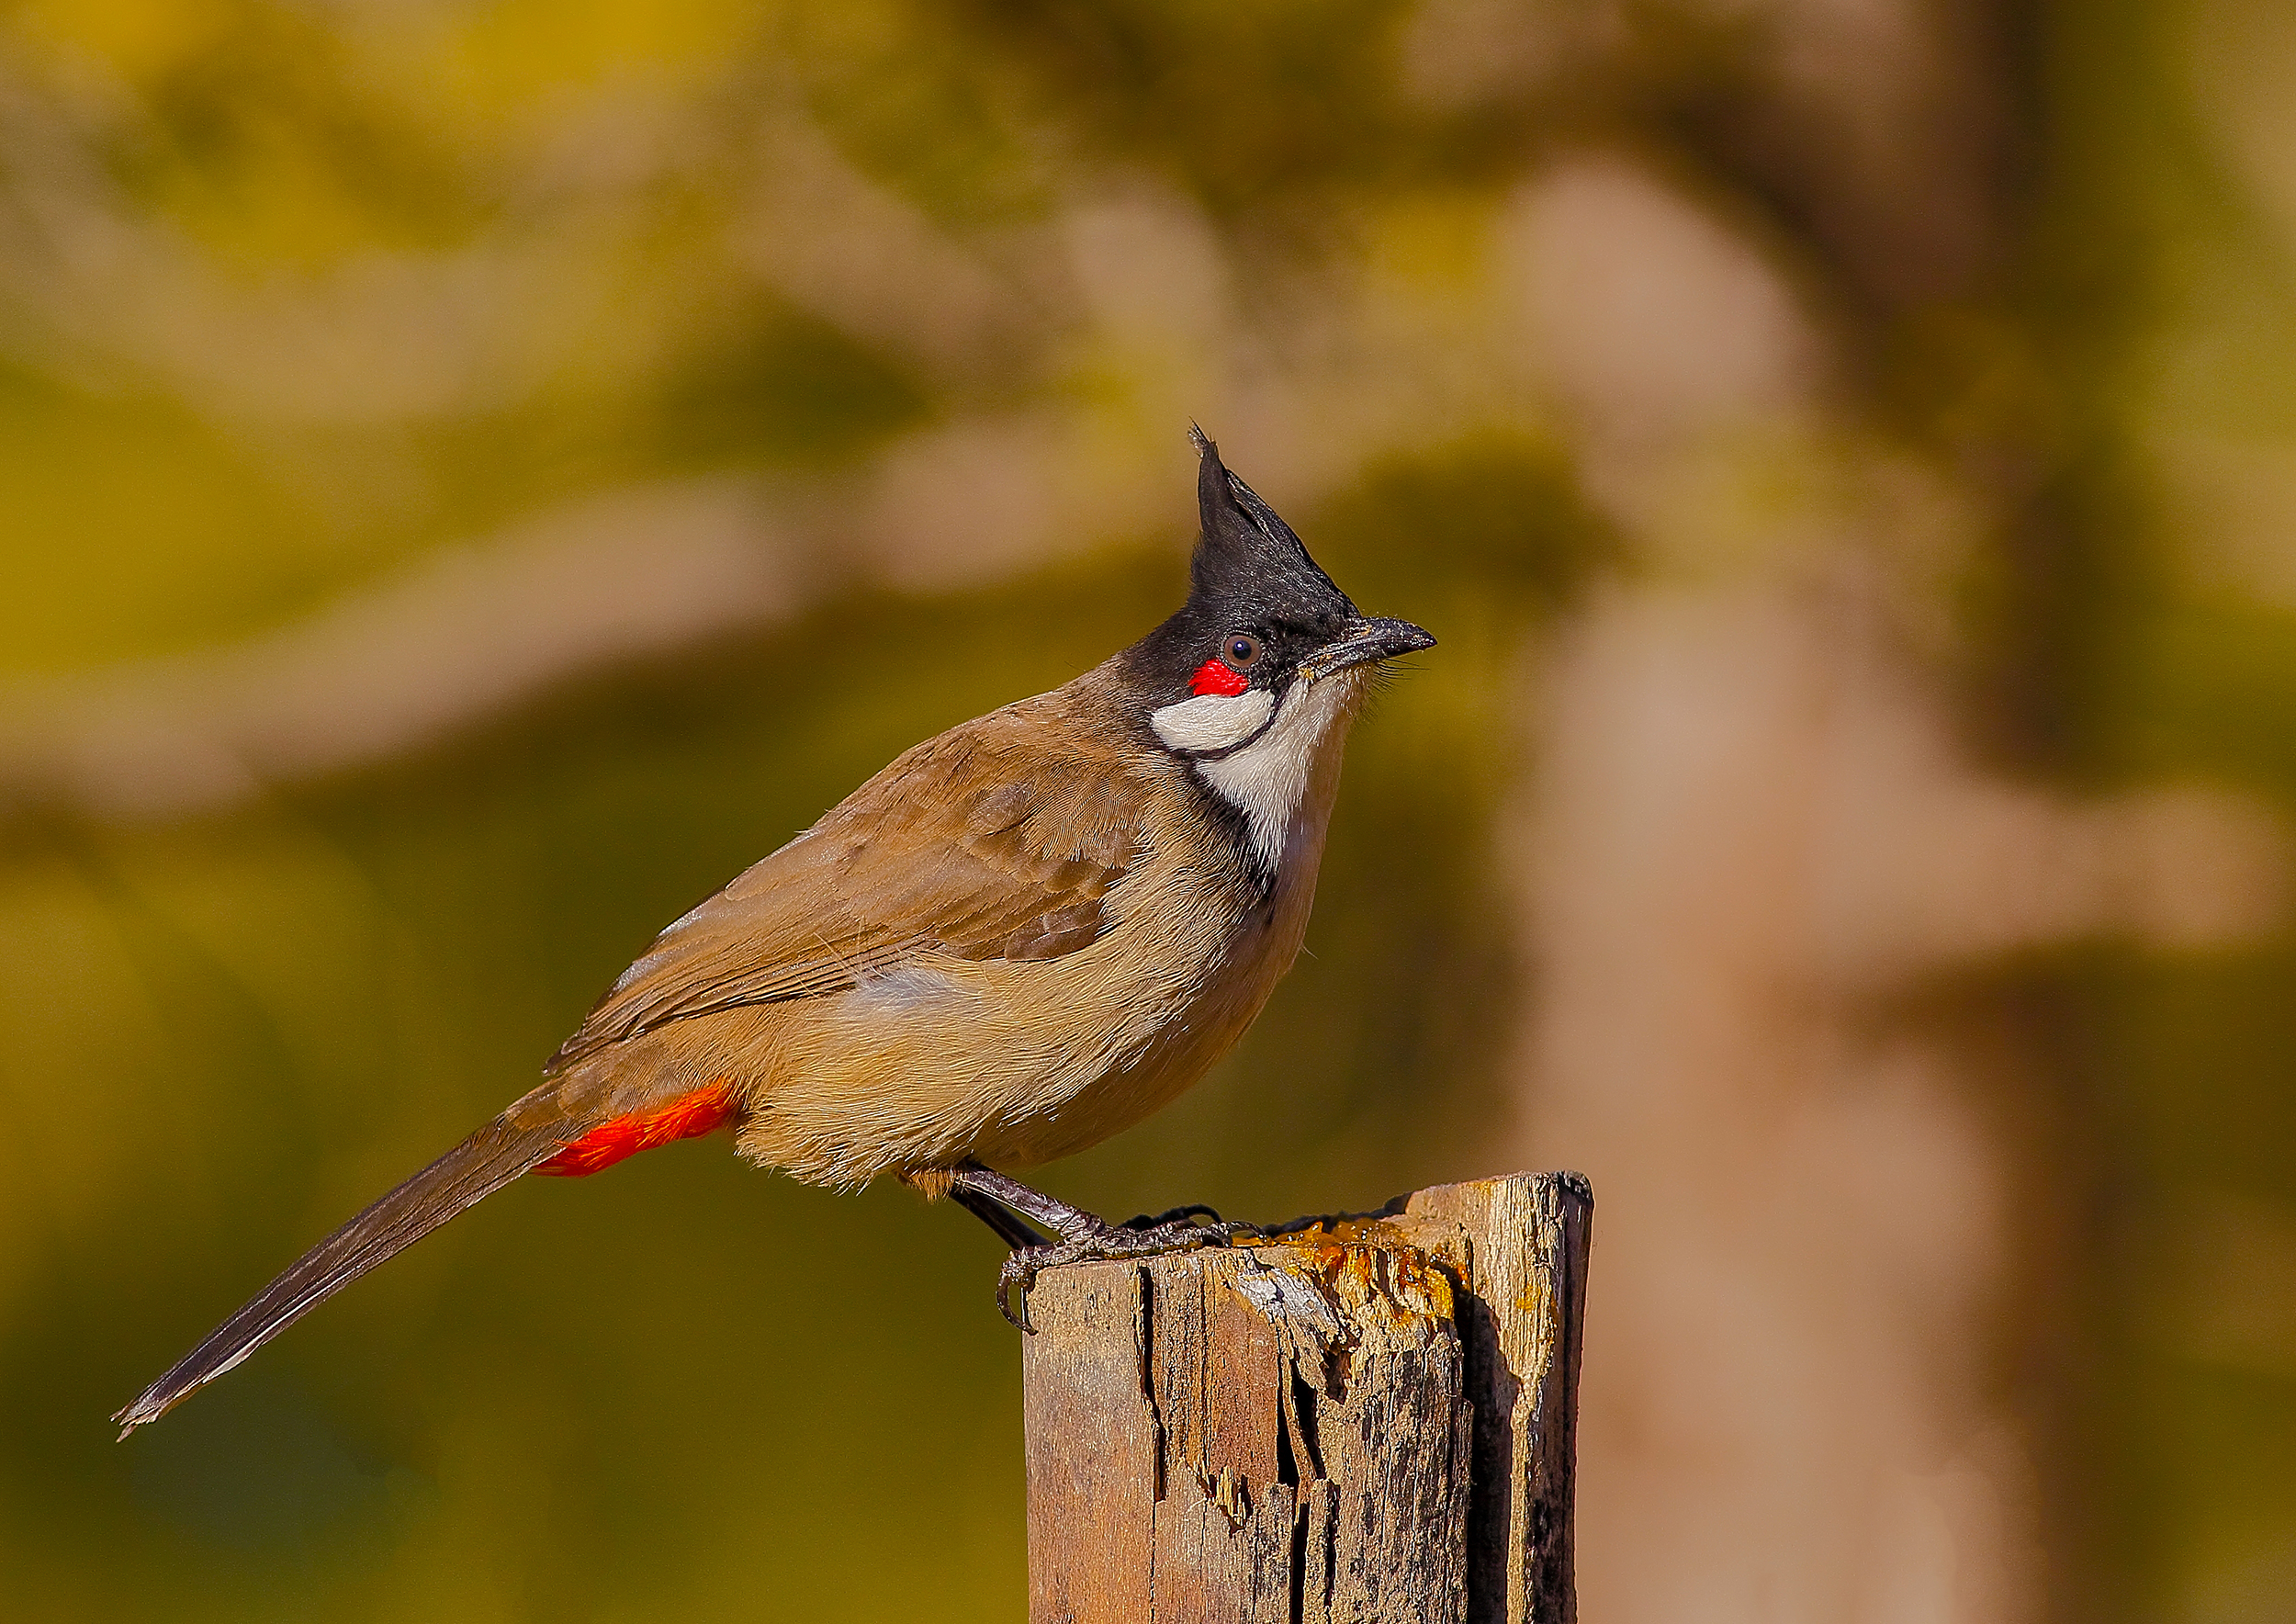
114, 428, 1435, 1438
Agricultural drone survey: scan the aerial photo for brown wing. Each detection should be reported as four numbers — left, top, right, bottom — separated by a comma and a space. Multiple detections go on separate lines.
545, 688, 1149, 1074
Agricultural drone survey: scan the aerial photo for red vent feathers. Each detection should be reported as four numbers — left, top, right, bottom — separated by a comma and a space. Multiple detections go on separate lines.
1190, 658, 1249, 697
531, 1084, 740, 1177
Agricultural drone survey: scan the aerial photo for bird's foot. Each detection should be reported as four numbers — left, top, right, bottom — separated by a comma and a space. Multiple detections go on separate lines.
995, 1211, 1262, 1331
941, 1160, 1261, 1331
1121, 1201, 1227, 1231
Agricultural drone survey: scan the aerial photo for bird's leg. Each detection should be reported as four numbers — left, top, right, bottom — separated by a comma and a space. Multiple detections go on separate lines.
949, 1184, 1050, 1250
944, 1161, 1105, 1240
945, 1160, 1261, 1331
902, 1165, 1050, 1249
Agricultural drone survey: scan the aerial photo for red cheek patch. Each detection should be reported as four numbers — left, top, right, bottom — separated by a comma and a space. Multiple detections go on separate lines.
1190, 658, 1250, 697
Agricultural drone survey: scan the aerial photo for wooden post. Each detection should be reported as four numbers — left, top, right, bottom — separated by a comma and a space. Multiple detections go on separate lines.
1022, 1171, 1593, 1623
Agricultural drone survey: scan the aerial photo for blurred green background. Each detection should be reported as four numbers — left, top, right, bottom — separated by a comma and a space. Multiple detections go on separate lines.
2, 1, 2293, 1619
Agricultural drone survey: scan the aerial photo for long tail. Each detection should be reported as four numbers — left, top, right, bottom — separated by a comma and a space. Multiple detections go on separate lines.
114, 1080, 743, 1438
112, 1120, 562, 1438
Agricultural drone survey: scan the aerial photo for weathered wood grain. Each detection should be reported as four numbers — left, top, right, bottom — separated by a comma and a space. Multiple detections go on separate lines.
1021, 1171, 1591, 1623
1395, 1173, 1593, 1623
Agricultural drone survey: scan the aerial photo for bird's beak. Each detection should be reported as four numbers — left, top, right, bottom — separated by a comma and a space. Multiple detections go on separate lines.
1299, 616, 1437, 683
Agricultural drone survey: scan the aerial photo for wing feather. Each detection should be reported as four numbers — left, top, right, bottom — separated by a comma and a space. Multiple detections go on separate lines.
546, 689, 1148, 1073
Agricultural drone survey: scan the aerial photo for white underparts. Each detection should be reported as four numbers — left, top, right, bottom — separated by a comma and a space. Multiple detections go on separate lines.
1150, 687, 1275, 753
1193, 675, 1356, 869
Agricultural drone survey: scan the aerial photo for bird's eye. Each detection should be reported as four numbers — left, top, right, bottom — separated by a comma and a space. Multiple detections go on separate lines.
1224, 634, 1264, 670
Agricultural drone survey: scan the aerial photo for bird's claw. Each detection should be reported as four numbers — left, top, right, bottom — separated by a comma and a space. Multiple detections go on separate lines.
996, 1213, 1263, 1332
1120, 1201, 1225, 1231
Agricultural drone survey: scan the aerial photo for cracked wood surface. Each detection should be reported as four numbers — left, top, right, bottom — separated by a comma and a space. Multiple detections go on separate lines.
1021, 1170, 1592, 1623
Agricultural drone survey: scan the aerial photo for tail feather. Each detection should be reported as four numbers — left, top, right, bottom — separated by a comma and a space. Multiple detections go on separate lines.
113, 1119, 561, 1438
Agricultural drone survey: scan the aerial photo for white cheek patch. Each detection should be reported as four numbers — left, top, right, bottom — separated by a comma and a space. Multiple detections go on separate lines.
1195, 675, 1356, 870
1151, 688, 1275, 754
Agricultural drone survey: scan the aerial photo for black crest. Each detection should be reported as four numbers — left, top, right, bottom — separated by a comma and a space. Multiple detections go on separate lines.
1187, 425, 1354, 620
1118, 429, 1359, 705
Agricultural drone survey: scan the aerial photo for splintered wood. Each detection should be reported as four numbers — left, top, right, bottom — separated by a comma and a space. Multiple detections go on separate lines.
1021, 1171, 1592, 1624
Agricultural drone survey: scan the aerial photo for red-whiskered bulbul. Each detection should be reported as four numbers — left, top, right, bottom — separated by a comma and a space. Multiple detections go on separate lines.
116, 429, 1434, 1436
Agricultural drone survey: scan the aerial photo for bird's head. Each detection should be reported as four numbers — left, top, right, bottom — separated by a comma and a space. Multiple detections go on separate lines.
1122, 429, 1435, 865
1128, 428, 1435, 756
